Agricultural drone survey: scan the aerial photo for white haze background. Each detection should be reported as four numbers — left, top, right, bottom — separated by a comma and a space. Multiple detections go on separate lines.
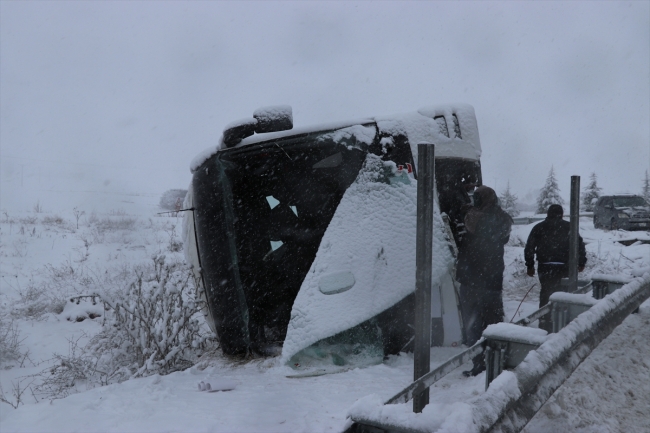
1, 3, 650, 432
1, 1, 649, 213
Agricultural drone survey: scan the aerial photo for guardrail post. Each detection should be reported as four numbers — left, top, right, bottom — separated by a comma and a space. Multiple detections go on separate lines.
568, 175, 580, 292
484, 346, 494, 388
552, 304, 566, 333
550, 292, 598, 333
484, 344, 507, 391
591, 275, 638, 313
592, 281, 607, 299
482, 324, 547, 389
414, 143, 435, 413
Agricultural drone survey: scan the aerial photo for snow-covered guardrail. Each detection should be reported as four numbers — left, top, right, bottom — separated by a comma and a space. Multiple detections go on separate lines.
513, 279, 592, 327
591, 273, 633, 299
347, 274, 650, 433
384, 339, 486, 406
353, 280, 592, 410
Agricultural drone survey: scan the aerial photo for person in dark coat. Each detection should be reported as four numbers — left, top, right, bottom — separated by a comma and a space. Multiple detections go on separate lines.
456, 186, 513, 376
524, 204, 586, 332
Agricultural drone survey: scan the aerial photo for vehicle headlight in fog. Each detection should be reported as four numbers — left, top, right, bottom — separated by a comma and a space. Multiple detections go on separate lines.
618, 213, 630, 218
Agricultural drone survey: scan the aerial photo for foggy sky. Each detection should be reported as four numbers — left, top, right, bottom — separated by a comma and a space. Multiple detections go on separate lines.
1, 1, 649, 213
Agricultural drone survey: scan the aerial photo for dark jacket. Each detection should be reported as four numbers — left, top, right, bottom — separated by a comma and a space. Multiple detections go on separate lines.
456, 186, 513, 291
524, 216, 587, 270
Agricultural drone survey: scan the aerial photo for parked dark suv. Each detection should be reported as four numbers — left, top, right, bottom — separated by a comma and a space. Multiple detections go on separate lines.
593, 195, 650, 230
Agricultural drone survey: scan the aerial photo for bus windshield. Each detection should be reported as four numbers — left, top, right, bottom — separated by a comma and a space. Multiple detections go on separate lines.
192, 125, 374, 354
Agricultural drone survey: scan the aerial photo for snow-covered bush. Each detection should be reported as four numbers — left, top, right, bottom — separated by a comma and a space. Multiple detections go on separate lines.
87, 254, 212, 381
33, 335, 104, 400
159, 189, 188, 211
29, 255, 213, 400
11, 279, 69, 319
163, 223, 182, 252
11, 258, 104, 320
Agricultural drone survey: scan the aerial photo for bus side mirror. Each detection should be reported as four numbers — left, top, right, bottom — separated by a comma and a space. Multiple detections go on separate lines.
254, 105, 293, 133
222, 106, 293, 148
223, 118, 257, 148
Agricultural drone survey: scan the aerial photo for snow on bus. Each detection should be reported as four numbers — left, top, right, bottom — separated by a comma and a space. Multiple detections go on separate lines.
183, 104, 482, 373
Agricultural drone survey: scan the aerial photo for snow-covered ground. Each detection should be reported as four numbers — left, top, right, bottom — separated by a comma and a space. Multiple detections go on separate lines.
0, 203, 648, 432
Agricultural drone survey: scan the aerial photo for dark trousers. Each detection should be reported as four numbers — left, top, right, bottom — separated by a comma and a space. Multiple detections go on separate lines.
537, 264, 568, 333
459, 284, 504, 368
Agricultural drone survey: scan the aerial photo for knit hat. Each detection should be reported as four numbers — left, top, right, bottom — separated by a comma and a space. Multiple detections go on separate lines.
547, 204, 564, 218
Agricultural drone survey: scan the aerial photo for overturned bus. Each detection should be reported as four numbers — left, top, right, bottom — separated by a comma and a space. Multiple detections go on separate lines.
183, 104, 482, 373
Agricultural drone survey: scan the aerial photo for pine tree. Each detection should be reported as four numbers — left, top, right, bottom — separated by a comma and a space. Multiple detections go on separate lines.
642, 170, 650, 204
536, 166, 565, 214
581, 172, 602, 211
499, 181, 520, 217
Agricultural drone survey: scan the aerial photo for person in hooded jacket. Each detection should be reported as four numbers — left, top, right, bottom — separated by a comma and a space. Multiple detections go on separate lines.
524, 204, 586, 332
456, 186, 513, 376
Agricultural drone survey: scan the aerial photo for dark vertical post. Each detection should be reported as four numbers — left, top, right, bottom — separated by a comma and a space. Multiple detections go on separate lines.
414, 143, 435, 413
568, 175, 580, 292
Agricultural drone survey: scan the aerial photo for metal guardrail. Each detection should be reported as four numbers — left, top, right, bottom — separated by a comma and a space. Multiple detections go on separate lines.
385, 339, 485, 405
352, 280, 593, 413
348, 276, 649, 433
484, 277, 650, 433
514, 280, 592, 327
511, 217, 545, 225
347, 282, 592, 433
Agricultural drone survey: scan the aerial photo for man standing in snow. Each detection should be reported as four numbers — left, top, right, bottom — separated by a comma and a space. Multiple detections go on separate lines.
524, 204, 586, 332
456, 186, 513, 377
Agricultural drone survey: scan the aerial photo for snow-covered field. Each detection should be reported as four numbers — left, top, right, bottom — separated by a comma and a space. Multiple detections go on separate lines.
0, 203, 648, 432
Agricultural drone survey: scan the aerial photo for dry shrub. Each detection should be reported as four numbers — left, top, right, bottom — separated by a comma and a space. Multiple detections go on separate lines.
95, 216, 137, 231
41, 215, 65, 226
0, 318, 25, 365
11, 260, 94, 319
18, 216, 37, 225
29, 255, 213, 401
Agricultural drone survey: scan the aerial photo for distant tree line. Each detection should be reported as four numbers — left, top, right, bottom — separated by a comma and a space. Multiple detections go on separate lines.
500, 168, 649, 217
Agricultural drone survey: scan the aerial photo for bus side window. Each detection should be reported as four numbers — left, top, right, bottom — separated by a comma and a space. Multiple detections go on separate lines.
434, 116, 449, 137
452, 114, 462, 139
